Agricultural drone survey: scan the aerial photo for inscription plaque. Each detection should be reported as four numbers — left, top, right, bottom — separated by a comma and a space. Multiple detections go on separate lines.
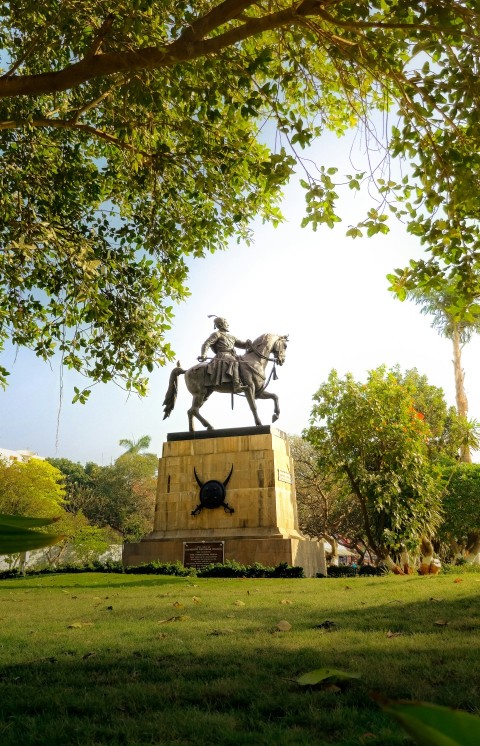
184, 541, 225, 569
277, 469, 292, 484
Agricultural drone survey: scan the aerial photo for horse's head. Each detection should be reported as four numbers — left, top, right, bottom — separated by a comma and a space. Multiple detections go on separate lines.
273, 335, 288, 366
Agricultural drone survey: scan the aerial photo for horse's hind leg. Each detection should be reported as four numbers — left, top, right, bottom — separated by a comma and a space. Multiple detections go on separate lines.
257, 390, 280, 423
188, 393, 214, 432
244, 384, 263, 427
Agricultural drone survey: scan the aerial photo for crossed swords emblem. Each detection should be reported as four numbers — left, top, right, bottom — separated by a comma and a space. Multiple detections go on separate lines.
191, 465, 235, 516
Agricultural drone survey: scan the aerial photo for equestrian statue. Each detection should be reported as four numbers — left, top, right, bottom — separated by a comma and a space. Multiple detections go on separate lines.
162, 316, 288, 432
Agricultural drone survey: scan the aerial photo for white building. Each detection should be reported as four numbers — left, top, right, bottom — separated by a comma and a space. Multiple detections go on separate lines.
0, 448, 43, 463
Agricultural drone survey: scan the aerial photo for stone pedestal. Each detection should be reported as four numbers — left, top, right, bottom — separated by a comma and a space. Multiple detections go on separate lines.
123, 426, 326, 577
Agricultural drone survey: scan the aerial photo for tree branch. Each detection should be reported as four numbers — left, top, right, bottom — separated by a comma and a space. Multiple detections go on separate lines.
179, 0, 258, 41
0, 1, 472, 101
342, 461, 379, 555
315, 6, 475, 41
68, 89, 115, 125
0, 117, 163, 158
87, 14, 116, 57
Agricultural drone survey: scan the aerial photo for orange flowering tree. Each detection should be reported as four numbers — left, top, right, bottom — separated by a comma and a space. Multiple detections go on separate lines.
304, 366, 448, 569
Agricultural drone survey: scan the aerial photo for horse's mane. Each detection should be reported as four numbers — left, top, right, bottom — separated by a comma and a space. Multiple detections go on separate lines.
251, 332, 277, 347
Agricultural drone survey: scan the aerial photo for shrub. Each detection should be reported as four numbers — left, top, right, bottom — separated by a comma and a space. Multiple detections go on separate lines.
327, 565, 357, 577
272, 562, 304, 578
244, 561, 273, 578
0, 568, 21, 580
197, 560, 305, 578
358, 565, 382, 576
124, 561, 195, 576
441, 562, 480, 575
0, 558, 306, 580
198, 559, 247, 577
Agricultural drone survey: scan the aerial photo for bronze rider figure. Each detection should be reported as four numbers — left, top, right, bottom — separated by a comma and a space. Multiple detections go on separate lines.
197, 317, 252, 391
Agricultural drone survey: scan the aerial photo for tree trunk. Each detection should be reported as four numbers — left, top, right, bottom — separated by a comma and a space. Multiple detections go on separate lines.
400, 549, 414, 574
326, 536, 339, 566
381, 554, 404, 574
465, 530, 480, 564
452, 324, 472, 462
18, 552, 28, 575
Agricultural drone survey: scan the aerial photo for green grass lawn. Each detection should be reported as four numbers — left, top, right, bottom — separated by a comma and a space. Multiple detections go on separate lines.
0, 572, 479, 745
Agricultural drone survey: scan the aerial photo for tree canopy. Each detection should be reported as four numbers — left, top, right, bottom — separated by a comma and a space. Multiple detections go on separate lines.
0, 457, 65, 517
50, 453, 157, 541
304, 366, 451, 565
289, 434, 363, 558
438, 463, 480, 562
1, 1, 480, 393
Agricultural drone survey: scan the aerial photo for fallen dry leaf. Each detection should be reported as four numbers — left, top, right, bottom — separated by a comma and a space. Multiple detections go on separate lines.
454, 578, 463, 583
295, 668, 360, 686
67, 622, 93, 629
208, 628, 235, 636
82, 652, 96, 660
434, 620, 449, 627
158, 615, 189, 624
386, 631, 402, 638
192, 597, 201, 604
276, 620, 292, 632
323, 684, 342, 693
430, 597, 443, 602
280, 599, 292, 605
233, 600, 245, 607
172, 601, 184, 608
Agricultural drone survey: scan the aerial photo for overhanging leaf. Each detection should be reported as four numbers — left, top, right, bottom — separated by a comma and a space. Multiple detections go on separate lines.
0, 513, 60, 528
0, 514, 64, 553
383, 701, 480, 746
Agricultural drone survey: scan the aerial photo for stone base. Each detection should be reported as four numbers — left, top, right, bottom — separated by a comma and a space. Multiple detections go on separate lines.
123, 426, 326, 577
123, 535, 326, 578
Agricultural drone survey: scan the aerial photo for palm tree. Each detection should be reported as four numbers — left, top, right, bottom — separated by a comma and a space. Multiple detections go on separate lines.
407, 285, 480, 462
118, 435, 152, 457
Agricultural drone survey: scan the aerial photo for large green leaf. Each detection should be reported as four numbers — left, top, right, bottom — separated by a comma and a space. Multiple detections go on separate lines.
0, 514, 64, 554
384, 701, 480, 746
0, 513, 60, 528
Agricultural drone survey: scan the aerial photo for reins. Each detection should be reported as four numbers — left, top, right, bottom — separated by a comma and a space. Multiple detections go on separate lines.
243, 340, 282, 392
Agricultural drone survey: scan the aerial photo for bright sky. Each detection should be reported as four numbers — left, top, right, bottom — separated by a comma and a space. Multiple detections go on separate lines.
1, 131, 479, 464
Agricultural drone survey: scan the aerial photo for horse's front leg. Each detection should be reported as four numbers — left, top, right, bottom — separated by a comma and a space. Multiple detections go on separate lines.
188, 394, 214, 432
256, 390, 280, 423
244, 384, 263, 427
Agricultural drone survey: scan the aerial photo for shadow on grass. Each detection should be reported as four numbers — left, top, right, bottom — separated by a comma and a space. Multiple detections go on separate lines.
0, 575, 187, 590
0, 575, 478, 745
0, 645, 408, 746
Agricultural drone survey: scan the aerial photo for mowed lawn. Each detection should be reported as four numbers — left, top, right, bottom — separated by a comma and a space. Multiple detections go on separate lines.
0, 572, 479, 746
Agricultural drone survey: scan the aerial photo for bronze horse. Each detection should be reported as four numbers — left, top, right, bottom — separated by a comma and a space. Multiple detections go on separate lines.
162, 332, 288, 432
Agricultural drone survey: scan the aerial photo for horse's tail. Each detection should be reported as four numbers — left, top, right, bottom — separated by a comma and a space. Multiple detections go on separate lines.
162, 362, 186, 419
